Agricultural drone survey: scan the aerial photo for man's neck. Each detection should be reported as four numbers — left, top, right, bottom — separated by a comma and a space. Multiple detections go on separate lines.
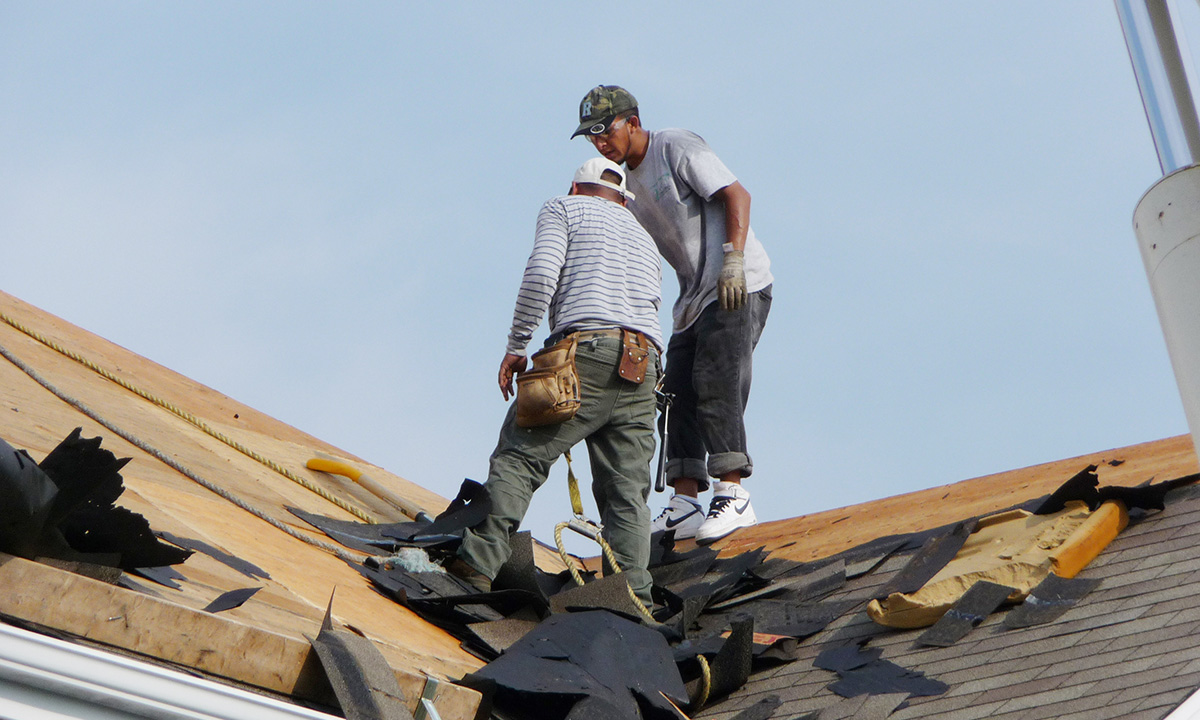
626, 128, 650, 171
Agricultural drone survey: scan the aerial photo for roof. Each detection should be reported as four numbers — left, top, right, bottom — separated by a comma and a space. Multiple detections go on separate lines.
694, 479, 1200, 720
5, 285, 1200, 720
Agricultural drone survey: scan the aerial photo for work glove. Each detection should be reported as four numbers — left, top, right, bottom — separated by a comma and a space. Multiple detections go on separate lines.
718, 250, 748, 311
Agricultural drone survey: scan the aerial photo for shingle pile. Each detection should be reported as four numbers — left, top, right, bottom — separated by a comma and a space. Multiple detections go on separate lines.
291, 472, 1200, 720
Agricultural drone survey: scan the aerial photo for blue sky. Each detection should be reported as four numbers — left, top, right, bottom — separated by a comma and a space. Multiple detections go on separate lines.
1, 3, 1189, 552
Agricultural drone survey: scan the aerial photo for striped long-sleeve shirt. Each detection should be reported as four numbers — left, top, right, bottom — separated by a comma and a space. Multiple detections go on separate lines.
506, 195, 663, 355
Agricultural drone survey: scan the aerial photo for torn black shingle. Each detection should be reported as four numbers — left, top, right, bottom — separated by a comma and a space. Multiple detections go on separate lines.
917, 581, 1014, 647
874, 520, 976, 599
203, 586, 261, 613
1003, 575, 1103, 629
156, 531, 270, 580
308, 597, 414, 720
463, 610, 688, 720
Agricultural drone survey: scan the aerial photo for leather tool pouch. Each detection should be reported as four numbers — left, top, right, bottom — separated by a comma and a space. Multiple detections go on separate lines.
618, 330, 650, 384
515, 334, 581, 428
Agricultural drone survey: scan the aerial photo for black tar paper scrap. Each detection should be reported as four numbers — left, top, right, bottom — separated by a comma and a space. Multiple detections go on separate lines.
1030, 466, 1198, 515
463, 610, 688, 720
1004, 574, 1102, 629
816, 642, 947, 699
0, 429, 190, 570
157, 531, 270, 580
287, 506, 408, 554
395, 478, 492, 542
203, 586, 261, 614
1033, 466, 1101, 514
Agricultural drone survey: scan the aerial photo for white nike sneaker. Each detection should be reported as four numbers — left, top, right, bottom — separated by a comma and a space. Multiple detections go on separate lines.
695, 481, 757, 545
650, 494, 705, 539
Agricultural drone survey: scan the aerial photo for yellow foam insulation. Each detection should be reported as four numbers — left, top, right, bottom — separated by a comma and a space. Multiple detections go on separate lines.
867, 500, 1128, 629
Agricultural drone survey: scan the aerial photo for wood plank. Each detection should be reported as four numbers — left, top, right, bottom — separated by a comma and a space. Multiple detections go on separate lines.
0, 553, 481, 720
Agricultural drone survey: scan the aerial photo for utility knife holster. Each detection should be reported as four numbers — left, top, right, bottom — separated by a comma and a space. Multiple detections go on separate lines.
618, 330, 650, 384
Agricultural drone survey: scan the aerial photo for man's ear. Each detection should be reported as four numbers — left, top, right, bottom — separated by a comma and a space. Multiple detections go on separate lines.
568, 182, 579, 196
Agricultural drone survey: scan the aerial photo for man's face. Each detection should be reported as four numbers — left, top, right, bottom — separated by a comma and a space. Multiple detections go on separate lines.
587, 115, 632, 164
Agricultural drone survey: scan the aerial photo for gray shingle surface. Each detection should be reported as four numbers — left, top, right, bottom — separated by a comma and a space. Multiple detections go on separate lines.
693, 483, 1200, 720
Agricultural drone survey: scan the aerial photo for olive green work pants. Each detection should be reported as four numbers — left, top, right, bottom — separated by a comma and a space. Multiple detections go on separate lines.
458, 334, 659, 605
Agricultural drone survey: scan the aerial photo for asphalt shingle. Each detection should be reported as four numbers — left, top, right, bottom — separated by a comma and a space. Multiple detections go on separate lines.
693, 487, 1200, 720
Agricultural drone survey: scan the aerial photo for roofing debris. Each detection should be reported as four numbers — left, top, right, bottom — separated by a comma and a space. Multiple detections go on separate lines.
309, 595, 416, 720
0, 428, 190, 572
279, 468, 1200, 720
5, 420, 1200, 720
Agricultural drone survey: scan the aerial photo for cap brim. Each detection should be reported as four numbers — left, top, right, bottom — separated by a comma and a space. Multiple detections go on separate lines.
571, 115, 617, 138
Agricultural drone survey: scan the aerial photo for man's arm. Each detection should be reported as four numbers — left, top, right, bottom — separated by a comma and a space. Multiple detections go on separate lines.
713, 181, 751, 252
501, 200, 568, 397
713, 181, 751, 310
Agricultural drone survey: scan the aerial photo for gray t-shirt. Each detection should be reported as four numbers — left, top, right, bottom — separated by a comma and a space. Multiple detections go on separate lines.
625, 128, 773, 332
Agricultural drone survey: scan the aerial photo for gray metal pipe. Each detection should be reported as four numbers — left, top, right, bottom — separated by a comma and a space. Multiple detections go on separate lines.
1133, 167, 1200, 460
1119, 0, 1200, 460
1115, 0, 1200, 174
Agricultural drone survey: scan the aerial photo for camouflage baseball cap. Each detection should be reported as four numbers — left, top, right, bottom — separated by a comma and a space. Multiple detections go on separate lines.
571, 85, 638, 138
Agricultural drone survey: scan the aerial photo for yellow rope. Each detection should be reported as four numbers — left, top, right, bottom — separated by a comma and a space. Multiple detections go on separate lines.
555, 452, 658, 624
691, 654, 711, 710
0, 310, 376, 523
553, 520, 658, 624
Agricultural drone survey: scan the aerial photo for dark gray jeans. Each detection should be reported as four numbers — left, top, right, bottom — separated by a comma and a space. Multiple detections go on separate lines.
458, 334, 659, 605
662, 286, 771, 492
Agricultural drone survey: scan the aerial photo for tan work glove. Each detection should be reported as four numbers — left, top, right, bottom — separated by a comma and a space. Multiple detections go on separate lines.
718, 250, 748, 311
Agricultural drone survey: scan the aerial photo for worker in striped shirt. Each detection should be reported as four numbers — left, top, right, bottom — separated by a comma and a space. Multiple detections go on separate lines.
447, 157, 663, 607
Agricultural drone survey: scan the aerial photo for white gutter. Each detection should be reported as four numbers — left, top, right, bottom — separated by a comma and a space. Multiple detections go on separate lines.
0, 622, 339, 720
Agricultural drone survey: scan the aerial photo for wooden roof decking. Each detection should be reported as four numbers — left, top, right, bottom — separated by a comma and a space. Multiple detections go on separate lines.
712, 435, 1199, 563
0, 289, 484, 719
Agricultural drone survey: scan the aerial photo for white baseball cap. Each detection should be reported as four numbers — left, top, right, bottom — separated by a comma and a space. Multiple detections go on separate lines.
573, 157, 636, 201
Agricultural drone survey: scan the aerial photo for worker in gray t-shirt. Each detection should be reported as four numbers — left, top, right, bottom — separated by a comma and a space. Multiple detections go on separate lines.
573, 85, 773, 546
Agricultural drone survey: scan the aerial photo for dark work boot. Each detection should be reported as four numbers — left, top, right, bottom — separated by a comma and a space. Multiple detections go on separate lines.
444, 556, 492, 593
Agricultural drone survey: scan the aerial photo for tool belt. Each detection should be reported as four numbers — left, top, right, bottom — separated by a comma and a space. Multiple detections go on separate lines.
515, 334, 581, 428
515, 328, 653, 428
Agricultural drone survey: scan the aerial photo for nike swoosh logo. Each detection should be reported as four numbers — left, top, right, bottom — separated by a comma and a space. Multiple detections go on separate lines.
665, 509, 700, 528
734, 499, 750, 514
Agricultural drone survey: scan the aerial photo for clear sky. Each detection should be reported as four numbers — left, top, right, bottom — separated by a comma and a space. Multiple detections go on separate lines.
1, 3, 1190, 554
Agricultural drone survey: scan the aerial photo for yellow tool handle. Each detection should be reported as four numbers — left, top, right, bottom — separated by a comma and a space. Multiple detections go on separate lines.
306, 457, 430, 522
307, 457, 364, 481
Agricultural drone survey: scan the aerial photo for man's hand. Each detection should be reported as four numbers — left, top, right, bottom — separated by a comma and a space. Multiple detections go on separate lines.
499, 353, 528, 400
718, 250, 748, 310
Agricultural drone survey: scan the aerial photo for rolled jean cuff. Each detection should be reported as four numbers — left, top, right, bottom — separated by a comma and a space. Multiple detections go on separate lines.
707, 451, 753, 480
665, 458, 711, 492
